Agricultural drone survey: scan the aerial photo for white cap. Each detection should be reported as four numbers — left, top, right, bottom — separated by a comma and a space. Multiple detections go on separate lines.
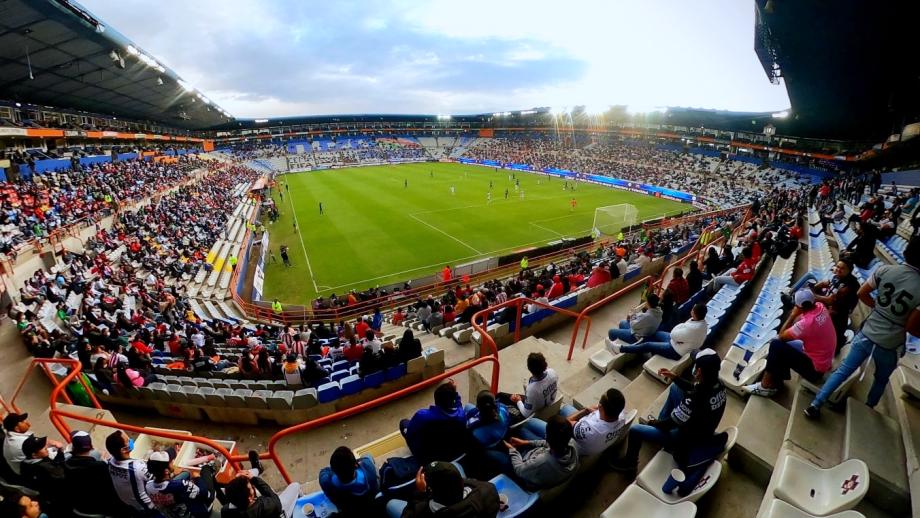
149, 450, 170, 462
794, 290, 815, 307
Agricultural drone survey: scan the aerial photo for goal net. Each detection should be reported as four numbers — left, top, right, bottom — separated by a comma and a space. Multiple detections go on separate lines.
592, 204, 638, 238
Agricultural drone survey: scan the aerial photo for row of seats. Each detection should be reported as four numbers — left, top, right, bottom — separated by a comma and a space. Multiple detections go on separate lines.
718, 253, 795, 395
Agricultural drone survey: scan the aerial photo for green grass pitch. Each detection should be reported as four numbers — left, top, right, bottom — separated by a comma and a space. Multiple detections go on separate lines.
261, 162, 687, 305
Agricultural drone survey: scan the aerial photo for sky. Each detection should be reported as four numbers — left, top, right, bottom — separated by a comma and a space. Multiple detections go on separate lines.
79, 0, 790, 119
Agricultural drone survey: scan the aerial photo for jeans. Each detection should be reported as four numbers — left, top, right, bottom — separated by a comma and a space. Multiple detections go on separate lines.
812, 331, 900, 408
764, 339, 819, 383
608, 320, 639, 344
515, 405, 578, 441
623, 384, 684, 462
620, 340, 681, 360
386, 499, 408, 517
712, 270, 739, 292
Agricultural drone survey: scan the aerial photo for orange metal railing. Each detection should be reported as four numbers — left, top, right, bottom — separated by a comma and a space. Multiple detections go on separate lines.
567, 276, 652, 360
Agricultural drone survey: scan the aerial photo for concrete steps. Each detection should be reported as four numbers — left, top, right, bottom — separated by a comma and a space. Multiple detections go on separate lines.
844, 399, 910, 515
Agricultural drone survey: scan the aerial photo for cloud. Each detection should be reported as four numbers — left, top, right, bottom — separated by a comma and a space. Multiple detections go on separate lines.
80, 0, 789, 117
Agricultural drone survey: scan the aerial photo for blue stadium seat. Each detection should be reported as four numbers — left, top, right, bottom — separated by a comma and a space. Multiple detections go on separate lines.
364, 370, 385, 388
385, 363, 407, 381
330, 370, 349, 383
340, 375, 364, 396
317, 382, 341, 403
489, 474, 538, 517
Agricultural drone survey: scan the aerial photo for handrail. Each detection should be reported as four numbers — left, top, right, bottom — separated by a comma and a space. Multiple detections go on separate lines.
643, 204, 749, 232
649, 221, 718, 296
567, 275, 652, 360
44, 360, 244, 473
264, 353, 500, 484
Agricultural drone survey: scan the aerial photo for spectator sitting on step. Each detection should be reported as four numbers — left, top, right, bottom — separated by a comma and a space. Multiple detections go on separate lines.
612, 349, 726, 472
711, 246, 756, 293
398, 329, 423, 362
20, 435, 66, 516
221, 469, 301, 518
0, 490, 45, 518
605, 293, 663, 346
567, 388, 629, 457
500, 352, 559, 419
318, 446, 379, 515
744, 290, 836, 398
609, 303, 708, 361
3, 412, 37, 478
400, 380, 477, 465
503, 415, 580, 491
146, 450, 222, 518
65, 431, 127, 517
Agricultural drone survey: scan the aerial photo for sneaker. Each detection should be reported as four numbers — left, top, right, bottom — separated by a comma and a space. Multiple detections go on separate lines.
742, 382, 778, 397
608, 456, 638, 473
248, 450, 265, 474
605, 338, 621, 354
803, 405, 821, 419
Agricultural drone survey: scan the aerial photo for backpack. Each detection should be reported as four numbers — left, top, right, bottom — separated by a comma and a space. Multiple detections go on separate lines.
378, 456, 420, 500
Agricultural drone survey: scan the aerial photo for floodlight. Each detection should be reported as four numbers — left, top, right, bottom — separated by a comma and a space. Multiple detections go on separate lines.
255, 119, 269, 123
519, 110, 536, 115
156, 77, 164, 85
126, 45, 139, 56
771, 110, 790, 119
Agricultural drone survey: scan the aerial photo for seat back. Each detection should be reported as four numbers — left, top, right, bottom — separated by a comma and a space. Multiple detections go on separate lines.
317, 382, 342, 403
268, 390, 294, 410
292, 388, 318, 409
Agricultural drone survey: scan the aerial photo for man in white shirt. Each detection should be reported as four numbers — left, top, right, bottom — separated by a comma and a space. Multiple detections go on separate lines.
3, 413, 34, 476
568, 388, 629, 456
509, 353, 558, 418
609, 303, 708, 360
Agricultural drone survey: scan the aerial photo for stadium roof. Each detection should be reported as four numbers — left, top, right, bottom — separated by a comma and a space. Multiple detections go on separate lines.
754, 0, 920, 141
0, 0, 233, 129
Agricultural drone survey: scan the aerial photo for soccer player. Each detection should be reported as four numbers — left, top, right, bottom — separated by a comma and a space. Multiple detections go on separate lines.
405, 178, 408, 188
487, 192, 492, 204
280, 245, 291, 267
519, 189, 525, 199
450, 185, 455, 196
504, 188, 509, 199
319, 202, 324, 215
489, 180, 493, 189
570, 198, 577, 211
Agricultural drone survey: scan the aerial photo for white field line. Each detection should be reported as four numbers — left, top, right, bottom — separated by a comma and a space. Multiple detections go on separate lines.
407, 212, 483, 255
284, 184, 320, 292
315, 205, 683, 293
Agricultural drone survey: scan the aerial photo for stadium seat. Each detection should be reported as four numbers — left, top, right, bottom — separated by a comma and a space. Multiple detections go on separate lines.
385, 363, 407, 381
364, 370, 385, 388
643, 353, 693, 384
268, 390, 294, 410
489, 474, 539, 517
317, 382, 341, 403
293, 491, 339, 517
600, 484, 697, 518
340, 374, 364, 396
773, 455, 869, 516
636, 427, 737, 504
293, 388, 318, 409
763, 498, 865, 518
799, 344, 862, 405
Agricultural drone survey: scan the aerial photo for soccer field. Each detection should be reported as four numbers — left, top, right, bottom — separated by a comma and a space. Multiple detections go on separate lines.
261, 162, 687, 304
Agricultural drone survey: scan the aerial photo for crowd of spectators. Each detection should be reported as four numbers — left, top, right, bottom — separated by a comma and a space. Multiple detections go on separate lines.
0, 157, 207, 255
463, 138, 812, 209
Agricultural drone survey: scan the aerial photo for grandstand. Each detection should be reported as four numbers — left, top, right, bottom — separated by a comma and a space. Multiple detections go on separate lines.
1, 1, 920, 518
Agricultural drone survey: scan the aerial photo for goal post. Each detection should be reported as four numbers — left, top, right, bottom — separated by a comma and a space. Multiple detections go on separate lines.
592, 204, 638, 238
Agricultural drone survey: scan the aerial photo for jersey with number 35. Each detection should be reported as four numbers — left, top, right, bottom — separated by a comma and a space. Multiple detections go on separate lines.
862, 264, 920, 349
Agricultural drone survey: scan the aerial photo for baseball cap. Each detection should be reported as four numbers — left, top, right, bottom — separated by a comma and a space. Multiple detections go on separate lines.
22, 435, 47, 458
693, 348, 721, 376
148, 450, 171, 463
70, 431, 93, 453
424, 461, 463, 505
794, 290, 816, 307
3, 412, 28, 431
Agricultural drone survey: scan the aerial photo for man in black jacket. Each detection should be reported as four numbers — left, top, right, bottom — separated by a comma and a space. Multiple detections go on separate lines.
386, 461, 500, 518
612, 349, 726, 471
221, 470, 301, 518
64, 431, 128, 516
19, 435, 66, 516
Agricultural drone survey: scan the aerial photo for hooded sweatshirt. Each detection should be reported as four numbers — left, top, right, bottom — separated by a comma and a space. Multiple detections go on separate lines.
508, 438, 579, 491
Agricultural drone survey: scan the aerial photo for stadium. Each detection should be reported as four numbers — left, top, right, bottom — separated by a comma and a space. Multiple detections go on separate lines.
0, 1, 918, 517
